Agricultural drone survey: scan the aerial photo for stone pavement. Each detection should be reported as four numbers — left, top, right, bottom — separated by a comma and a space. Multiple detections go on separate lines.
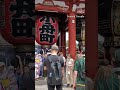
35, 77, 73, 90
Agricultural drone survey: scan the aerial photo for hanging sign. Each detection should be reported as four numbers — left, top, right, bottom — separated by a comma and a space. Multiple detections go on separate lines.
1, 0, 35, 45
36, 16, 58, 45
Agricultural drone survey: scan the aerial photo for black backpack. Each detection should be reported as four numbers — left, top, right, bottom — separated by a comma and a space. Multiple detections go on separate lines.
48, 56, 62, 85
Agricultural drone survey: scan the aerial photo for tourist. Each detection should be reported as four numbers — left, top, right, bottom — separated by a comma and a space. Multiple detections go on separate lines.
66, 54, 74, 87
73, 53, 85, 90
43, 45, 64, 90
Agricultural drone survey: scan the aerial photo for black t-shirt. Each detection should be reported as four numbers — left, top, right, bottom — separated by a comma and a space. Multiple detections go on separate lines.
44, 55, 64, 77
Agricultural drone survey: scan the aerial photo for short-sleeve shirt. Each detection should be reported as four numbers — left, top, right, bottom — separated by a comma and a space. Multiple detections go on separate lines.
44, 55, 64, 77
73, 56, 85, 84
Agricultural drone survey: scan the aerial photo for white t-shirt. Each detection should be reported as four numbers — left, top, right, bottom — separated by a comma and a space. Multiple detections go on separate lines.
67, 58, 74, 67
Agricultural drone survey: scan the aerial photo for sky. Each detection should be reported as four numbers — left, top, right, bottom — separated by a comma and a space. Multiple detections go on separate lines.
66, 32, 79, 44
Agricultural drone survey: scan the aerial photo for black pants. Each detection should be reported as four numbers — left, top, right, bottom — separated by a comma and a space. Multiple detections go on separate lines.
48, 84, 62, 90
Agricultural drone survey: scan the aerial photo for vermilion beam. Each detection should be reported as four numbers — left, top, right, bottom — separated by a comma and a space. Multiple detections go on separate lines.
35, 4, 85, 15
35, 4, 69, 13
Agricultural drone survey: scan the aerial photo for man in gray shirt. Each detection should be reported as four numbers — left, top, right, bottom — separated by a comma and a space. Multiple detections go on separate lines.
44, 45, 64, 90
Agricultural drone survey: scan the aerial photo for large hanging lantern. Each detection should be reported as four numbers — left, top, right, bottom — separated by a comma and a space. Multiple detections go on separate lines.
35, 16, 58, 45
1, 0, 35, 45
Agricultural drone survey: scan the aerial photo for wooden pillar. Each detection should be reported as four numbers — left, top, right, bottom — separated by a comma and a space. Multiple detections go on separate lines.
86, 0, 98, 79
68, 12, 76, 60
61, 31, 66, 57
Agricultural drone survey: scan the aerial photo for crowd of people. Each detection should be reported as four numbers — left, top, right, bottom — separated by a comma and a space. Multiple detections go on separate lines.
0, 55, 35, 90
35, 45, 87, 90
0, 45, 120, 90
35, 45, 120, 90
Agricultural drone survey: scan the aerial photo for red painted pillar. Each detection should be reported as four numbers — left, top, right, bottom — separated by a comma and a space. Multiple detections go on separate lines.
61, 31, 66, 57
59, 33, 61, 51
86, 0, 98, 79
68, 12, 76, 60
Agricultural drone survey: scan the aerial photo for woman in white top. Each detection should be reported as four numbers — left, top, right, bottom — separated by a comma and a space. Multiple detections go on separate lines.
66, 54, 74, 87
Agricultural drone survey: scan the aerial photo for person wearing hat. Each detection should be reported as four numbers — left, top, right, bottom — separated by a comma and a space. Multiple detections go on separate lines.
43, 45, 64, 90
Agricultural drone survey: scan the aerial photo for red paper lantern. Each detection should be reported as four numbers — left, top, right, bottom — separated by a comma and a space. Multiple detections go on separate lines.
1, 0, 34, 45
35, 16, 58, 45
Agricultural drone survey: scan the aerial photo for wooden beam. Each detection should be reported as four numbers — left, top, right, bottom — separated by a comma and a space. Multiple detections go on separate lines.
35, 4, 69, 13
35, 4, 85, 15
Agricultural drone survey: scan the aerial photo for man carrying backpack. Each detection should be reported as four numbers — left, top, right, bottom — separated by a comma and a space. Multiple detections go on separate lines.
43, 45, 64, 90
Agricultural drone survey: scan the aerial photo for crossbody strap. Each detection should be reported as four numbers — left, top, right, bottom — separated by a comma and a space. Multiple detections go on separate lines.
48, 56, 53, 63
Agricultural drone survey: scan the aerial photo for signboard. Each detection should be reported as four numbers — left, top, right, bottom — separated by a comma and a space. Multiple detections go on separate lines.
1, 0, 35, 45
113, 36, 120, 47
112, 1, 120, 35
36, 16, 58, 45
81, 21, 85, 41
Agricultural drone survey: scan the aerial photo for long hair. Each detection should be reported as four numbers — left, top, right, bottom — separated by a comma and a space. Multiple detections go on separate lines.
94, 65, 113, 90
95, 66, 112, 80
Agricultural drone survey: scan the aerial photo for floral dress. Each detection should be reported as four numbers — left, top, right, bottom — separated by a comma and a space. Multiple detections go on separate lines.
0, 68, 18, 90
